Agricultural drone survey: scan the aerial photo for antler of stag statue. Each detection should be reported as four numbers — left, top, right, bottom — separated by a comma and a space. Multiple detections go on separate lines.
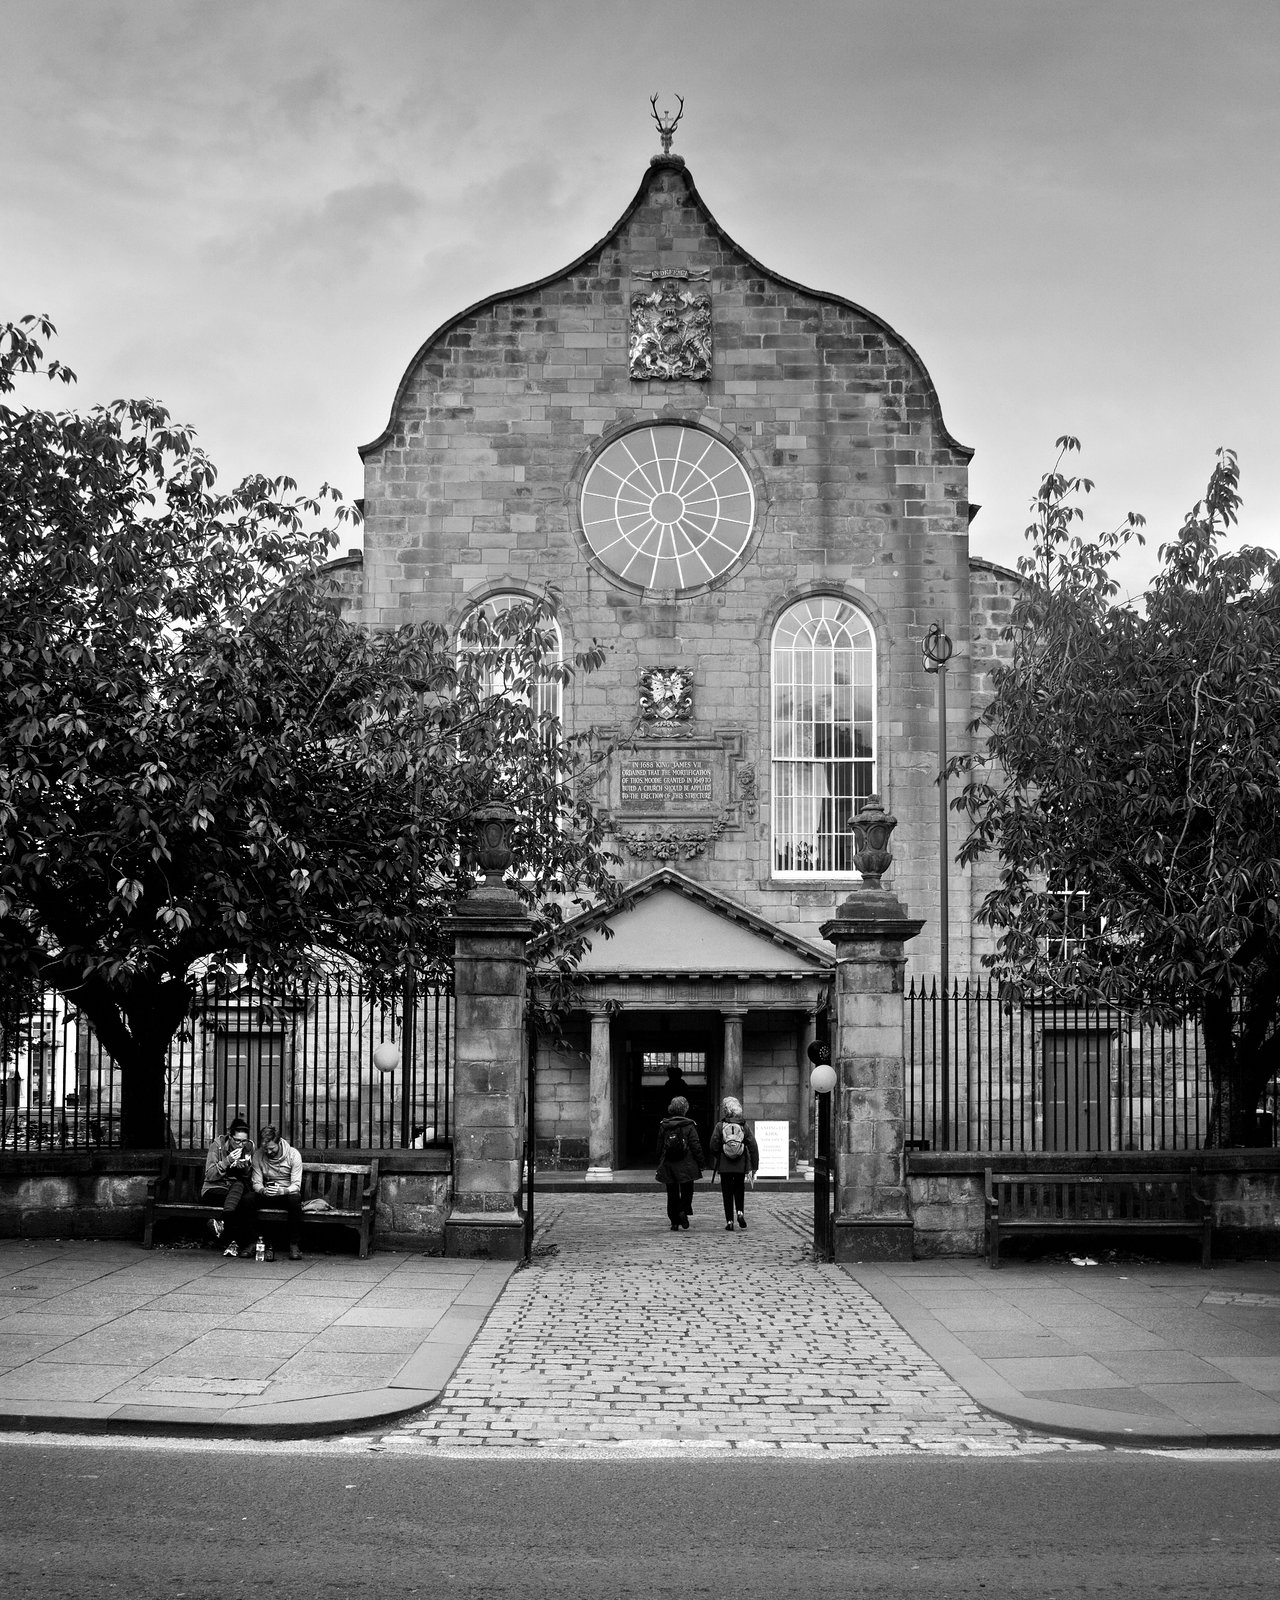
649, 93, 684, 154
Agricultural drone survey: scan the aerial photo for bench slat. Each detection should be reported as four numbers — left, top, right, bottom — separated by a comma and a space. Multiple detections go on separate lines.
984, 1168, 1210, 1269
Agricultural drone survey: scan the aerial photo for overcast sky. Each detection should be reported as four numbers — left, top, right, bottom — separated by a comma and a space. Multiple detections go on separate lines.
4, 0, 1276, 602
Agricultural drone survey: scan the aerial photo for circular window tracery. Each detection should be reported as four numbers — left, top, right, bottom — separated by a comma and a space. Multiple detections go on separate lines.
579, 424, 755, 592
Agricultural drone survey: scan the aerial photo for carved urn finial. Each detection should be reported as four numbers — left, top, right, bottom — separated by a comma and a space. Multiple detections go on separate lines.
472, 801, 517, 887
851, 794, 897, 887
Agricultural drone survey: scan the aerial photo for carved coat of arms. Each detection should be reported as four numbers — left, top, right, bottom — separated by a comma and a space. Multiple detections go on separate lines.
639, 667, 694, 730
629, 280, 712, 381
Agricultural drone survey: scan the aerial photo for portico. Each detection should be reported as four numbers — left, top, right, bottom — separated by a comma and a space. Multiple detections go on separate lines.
532, 871, 832, 1176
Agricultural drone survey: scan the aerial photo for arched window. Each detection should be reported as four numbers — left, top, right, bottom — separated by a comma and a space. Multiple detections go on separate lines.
458, 592, 563, 730
771, 597, 876, 876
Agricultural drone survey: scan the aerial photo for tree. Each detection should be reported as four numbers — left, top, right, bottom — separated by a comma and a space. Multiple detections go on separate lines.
0, 318, 616, 1146
958, 438, 1280, 1144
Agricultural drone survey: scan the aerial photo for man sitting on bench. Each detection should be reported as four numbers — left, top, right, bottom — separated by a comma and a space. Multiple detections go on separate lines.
252, 1124, 305, 1261
201, 1116, 256, 1258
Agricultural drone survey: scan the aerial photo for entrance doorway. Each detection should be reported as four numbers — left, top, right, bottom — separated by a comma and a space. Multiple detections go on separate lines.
214, 1030, 287, 1136
1042, 1028, 1112, 1151
616, 1011, 720, 1166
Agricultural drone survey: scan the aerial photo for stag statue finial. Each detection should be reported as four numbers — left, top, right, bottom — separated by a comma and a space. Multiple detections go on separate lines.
650, 93, 684, 155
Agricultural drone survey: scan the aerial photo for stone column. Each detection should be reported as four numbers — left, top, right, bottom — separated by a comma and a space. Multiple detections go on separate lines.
585, 1007, 615, 1183
445, 804, 532, 1260
720, 1006, 746, 1108
819, 797, 923, 1263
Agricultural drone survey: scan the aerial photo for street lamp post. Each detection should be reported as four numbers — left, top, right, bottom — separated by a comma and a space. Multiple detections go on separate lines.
373, 772, 422, 1148
808, 1044, 836, 1262
921, 622, 954, 1151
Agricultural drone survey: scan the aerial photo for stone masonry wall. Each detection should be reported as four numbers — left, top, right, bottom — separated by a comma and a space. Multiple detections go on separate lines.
534, 1024, 590, 1170
0, 1161, 158, 1239
0, 1152, 453, 1250
360, 157, 993, 981
962, 557, 1024, 972
909, 1153, 1280, 1259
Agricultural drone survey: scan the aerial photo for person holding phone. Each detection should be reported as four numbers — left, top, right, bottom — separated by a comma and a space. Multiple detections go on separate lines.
201, 1116, 256, 1257
251, 1124, 305, 1260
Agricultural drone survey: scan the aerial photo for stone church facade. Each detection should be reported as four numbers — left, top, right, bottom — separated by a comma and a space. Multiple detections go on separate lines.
344, 144, 1020, 1174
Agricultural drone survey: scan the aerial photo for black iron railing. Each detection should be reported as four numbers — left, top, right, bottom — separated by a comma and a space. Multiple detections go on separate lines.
905, 979, 1241, 1153
0, 969, 453, 1152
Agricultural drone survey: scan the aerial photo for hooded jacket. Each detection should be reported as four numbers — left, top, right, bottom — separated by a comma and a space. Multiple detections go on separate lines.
203, 1133, 254, 1190
655, 1115, 704, 1185
251, 1138, 303, 1195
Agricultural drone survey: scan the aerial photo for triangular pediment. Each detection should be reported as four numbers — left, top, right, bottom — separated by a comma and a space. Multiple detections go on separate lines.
541, 870, 832, 977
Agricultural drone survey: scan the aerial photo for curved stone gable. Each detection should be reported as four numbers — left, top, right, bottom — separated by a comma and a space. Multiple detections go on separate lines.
361, 157, 965, 462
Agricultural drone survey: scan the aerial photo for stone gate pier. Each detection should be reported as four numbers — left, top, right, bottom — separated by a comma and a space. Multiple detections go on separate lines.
820, 797, 923, 1262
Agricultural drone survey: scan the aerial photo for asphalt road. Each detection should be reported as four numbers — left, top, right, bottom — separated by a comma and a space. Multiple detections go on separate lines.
3, 1439, 1279, 1598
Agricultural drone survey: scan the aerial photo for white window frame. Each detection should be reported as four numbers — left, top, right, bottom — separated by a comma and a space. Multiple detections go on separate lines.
458, 592, 563, 732
770, 596, 877, 879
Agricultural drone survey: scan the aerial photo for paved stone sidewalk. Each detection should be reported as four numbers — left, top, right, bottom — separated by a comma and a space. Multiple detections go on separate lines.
384, 1192, 1084, 1456
0, 1238, 513, 1433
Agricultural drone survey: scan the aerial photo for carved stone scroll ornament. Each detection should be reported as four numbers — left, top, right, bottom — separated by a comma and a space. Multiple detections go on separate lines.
629, 279, 712, 381
638, 667, 694, 732
615, 816, 728, 862
735, 763, 758, 821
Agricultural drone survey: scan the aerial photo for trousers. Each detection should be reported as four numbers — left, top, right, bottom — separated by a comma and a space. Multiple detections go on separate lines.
250, 1190, 304, 1246
665, 1181, 694, 1225
720, 1171, 746, 1221
200, 1178, 254, 1244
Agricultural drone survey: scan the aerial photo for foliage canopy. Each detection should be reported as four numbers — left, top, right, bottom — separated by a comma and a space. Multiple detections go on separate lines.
0, 317, 616, 1144
958, 438, 1280, 1142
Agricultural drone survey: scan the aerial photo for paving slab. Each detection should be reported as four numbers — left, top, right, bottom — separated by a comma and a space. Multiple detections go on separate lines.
0, 1237, 515, 1436
848, 1255, 1280, 1445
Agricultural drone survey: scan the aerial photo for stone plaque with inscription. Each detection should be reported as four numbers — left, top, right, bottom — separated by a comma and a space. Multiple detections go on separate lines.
619, 757, 714, 811
601, 729, 750, 861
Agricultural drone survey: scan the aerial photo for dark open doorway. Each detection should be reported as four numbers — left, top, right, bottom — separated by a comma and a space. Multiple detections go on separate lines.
616, 1011, 720, 1167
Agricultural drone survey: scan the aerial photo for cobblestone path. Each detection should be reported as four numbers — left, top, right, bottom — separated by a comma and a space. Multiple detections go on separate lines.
382, 1193, 1088, 1457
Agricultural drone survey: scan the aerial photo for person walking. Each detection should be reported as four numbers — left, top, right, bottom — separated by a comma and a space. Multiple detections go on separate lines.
201, 1115, 257, 1257
710, 1095, 759, 1231
655, 1095, 703, 1231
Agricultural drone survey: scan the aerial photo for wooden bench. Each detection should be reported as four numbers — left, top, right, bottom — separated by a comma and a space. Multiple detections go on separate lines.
984, 1168, 1211, 1268
143, 1151, 380, 1258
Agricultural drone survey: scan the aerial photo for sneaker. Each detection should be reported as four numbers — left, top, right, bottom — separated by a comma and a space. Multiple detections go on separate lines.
222, 1241, 239, 1258
679, 1214, 689, 1230
206, 1217, 224, 1242
287, 1244, 303, 1261
725, 1221, 735, 1231
737, 1212, 747, 1230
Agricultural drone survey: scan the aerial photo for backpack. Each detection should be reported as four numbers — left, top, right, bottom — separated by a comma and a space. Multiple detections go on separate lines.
720, 1120, 746, 1160
663, 1125, 688, 1161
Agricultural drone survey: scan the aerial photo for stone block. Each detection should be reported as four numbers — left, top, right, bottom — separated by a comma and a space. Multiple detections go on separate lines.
453, 1094, 518, 1129
456, 1063, 519, 1098
11, 1177, 76, 1212
912, 1227, 983, 1258
454, 1032, 523, 1072
457, 994, 524, 1035
832, 1219, 914, 1262
96, 1175, 149, 1208
453, 1157, 518, 1195
445, 1213, 524, 1259
465, 958, 530, 996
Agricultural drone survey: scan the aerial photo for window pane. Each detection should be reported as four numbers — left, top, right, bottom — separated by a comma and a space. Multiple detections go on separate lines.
771, 598, 876, 877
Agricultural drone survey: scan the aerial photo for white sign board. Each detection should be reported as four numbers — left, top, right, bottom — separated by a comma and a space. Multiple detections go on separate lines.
753, 1120, 790, 1179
